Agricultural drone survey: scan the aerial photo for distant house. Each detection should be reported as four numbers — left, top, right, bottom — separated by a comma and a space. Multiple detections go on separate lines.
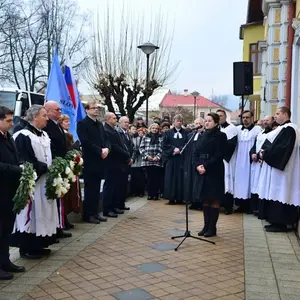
159, 90, 232, 122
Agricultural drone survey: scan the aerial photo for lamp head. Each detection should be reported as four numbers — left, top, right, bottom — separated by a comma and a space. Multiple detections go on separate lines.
191, 91, 200, 98
137, 42, 159, 55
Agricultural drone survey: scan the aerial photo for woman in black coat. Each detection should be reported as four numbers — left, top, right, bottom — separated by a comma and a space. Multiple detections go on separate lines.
193, 113, 227, 237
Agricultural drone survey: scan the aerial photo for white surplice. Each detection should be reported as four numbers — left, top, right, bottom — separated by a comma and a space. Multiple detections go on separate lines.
233, 125, 261, 200
250, 130, 269, 194
267, 123, 300, 206
220, 124, 238, 195
13, 129, 59, 237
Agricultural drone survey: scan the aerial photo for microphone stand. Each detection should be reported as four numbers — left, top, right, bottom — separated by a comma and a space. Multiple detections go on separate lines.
171, 129, 215, 251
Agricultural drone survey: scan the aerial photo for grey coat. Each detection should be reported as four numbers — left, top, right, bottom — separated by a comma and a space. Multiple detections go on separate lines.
131, 136, 143, 168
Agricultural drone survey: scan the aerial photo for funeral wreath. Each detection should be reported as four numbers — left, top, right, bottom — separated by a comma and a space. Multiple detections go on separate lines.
46, 157, 72, 199
65, 150, 83, 176
12, 162, 37, 213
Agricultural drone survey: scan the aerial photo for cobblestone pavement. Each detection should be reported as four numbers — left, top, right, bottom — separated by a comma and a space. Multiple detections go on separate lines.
0, 197, 299, 300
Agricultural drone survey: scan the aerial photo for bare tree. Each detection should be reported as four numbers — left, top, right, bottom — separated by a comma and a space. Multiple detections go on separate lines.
161, 106, 194, 125
0, 0, 89, 92
210, 94, 229, 107
87, 3, 179, 122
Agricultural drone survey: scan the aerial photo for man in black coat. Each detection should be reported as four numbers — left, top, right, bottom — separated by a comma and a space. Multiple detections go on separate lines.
103, 113, 131, 217
116, 116, 134, 210
0, 106, 25, 280
44, 101, 71, 238
77, 101, 110, 224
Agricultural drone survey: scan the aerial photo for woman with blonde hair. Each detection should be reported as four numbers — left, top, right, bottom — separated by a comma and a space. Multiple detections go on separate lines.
140, 123, 163, 200
58, 114, 82, 229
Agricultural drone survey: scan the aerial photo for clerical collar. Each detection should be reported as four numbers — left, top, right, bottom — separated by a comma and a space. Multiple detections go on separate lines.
28, 123, 43, 136
87, 115, 97, 122
280, 120, 291, 126
220, 122, 229, 128
241, 124, 254, 131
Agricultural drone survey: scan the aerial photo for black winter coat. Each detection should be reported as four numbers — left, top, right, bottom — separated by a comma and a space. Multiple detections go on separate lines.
44, 119, 67, 158
77, 117, 110, 175
192, 126, 227, 203
0, 132, 22, 216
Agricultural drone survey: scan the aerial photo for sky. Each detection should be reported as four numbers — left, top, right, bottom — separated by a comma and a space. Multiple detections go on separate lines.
77, 0, 248, 104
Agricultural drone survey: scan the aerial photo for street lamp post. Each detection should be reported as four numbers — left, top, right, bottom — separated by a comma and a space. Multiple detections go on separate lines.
137, 42, 159, 125
191, 91, 200, 120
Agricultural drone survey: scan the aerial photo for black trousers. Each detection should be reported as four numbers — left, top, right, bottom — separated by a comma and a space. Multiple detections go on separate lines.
115, 170, 129, 209
83, 171, 102, 217
146, 166, 161, 197
0, 213, 14, 266
130, 167, 145, 196
159, 167, 165, 195
103, 167, 128, 213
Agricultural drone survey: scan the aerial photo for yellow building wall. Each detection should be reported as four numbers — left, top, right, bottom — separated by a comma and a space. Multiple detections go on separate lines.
296, 0, 300, 18
242, 24, 264, 120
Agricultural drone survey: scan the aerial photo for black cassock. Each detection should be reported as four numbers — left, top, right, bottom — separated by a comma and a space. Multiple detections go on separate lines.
262, 124, 298, 226
183, 131, 203, 205
162, 127, 188, 203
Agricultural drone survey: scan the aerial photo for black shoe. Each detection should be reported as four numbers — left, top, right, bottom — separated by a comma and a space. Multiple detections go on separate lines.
114, 208, 124, 214
204, 207, 219, 237
147, 196, 153, 200
20, 252, 43, 260
34, 249, 51, 256
122, 206, 130, 210
57, 229, 72, 238
2, 261, 25, 273
154, 195, 159, 200
103, 212, 118, 218
83, 216, 100, 224
0, 269, 13, 280
96, 215, 107, 222
198, 206, 210, 236
265, 224, 288, 232
167, 200, 175, 205
64, 221, 75, 230
224, 209, 233, 215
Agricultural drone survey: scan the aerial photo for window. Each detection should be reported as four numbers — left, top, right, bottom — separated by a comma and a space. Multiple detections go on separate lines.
249, 43, 262, 75
200, 112, 205, 119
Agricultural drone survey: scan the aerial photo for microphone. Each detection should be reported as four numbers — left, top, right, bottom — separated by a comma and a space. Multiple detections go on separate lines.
190, 125, 203, 131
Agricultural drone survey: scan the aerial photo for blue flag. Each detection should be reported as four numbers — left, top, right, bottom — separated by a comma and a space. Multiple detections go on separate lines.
45, 50, 79, 141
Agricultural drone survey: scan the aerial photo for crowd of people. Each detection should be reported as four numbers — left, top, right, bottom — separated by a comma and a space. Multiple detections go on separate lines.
0, 99, 299, 280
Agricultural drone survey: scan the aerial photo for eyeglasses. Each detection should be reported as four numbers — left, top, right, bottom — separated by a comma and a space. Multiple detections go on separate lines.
89, 107, 98, 110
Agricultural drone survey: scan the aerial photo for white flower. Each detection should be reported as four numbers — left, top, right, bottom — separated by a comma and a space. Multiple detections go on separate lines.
33, 172, 37, 181
65, 167, 71, 175
70, 161, 75, 169
79, 158, 83, 166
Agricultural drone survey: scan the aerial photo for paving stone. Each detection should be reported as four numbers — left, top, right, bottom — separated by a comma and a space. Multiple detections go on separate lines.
166, 229, 186, 236
173, 219, 192, 223
136, 262, 168, 273
112, 288, 154, 300
151, 243, 176, 251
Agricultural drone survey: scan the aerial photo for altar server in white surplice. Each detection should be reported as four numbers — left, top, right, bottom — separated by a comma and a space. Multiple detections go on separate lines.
233, 110, 261, 213
217, 110, 238, 215
11, 105, 59, 259
249, 115, 274, 214
259, 107, 300, 232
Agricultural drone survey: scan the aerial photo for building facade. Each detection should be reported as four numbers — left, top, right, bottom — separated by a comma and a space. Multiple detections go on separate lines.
240, 0, 265, 120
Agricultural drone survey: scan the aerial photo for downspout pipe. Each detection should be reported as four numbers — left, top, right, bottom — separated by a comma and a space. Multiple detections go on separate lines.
286, 0, 296, 108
